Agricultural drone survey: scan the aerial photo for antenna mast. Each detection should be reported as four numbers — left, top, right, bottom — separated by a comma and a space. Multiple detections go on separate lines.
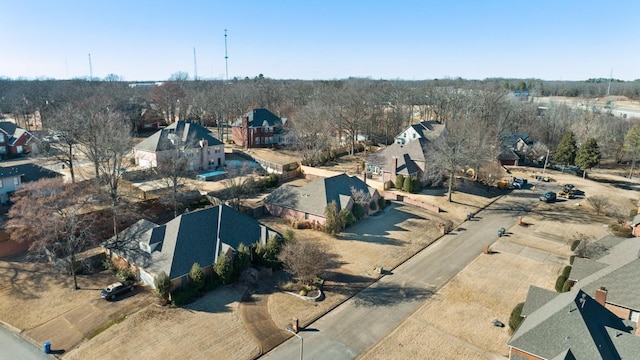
193, 47, 198, 81
88, 53, 93, 81
607, 68, 613, 96
224, 29, 229, 81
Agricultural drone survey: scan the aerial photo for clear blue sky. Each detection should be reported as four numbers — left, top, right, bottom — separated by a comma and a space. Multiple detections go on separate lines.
2, 0, 639, 81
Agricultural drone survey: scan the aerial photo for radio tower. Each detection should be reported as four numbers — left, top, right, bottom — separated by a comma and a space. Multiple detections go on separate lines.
224, 29, 229, 81
88, 53, 93, 81
193, 47, 198, 81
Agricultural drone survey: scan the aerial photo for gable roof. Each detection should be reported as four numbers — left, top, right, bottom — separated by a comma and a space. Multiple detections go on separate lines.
264, 173, 377, 217
509, 289, 640, 359
366, 138, 429, 171
521, 285, 558, 317
134, 120, 222, 152
232, 108, 283, 128
0, 163, 61, 182
112, 205, 279, 280
565, 236, 640, 313
0, 122, 35, 145
395, 120, 446, 142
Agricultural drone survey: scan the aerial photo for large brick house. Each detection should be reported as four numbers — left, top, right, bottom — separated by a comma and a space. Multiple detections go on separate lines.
231, 109, 289, 148
106, 204, 280, 289
0, 122, 37, 156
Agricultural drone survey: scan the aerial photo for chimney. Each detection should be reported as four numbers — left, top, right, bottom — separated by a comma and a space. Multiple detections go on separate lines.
242, 115, 249, 148
392, 156, 398, 179
595, 287, 607, 306
363, 172, 367, 184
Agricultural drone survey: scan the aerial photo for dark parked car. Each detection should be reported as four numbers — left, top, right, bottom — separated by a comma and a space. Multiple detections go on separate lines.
539, 191, 556, 203
100, 280, 136, 300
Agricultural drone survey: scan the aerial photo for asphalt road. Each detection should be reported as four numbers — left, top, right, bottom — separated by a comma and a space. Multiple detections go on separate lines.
261, 193, 534, 359
0, 325, 52, 360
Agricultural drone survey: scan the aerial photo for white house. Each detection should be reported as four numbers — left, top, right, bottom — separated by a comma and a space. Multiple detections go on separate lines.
394, 120, 445, 145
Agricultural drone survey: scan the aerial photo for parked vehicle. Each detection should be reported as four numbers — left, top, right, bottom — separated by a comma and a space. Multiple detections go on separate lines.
512, 177, 527, 189
100, 280, 136, 300
498, 227, 506, 237
539, 191, 556, 203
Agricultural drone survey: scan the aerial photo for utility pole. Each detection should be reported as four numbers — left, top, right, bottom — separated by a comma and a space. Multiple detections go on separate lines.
88, 53, 93, 81
607, 68, 613, 96
224, 29, 229, 81
193, 47, 198, 81
542, 149, 550, 176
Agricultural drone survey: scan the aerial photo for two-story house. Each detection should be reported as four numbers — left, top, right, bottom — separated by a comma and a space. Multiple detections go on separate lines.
394, 120, 445, 145
231, 108, 289, 148
133, 120, 224, 170
0, 122, 37, 156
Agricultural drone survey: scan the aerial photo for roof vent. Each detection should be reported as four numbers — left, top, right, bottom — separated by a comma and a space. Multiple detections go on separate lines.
579, 293, 587, 308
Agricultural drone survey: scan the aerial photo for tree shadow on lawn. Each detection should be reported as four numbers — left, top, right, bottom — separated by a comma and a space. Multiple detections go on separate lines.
184, 285, 244, 314
336, 204, 426, 245
0, 256, 66, 300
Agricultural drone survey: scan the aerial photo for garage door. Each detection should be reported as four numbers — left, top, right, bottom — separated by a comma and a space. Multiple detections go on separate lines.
138, 159, 150, 168
138, 268, 156, 288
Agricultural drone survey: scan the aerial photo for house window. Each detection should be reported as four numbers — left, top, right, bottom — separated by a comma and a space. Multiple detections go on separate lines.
0, 134, 4, 142
13, 177, 19, 187
632, 311, 639, 322
0, 179, 3, 188
305, 213, 309, 220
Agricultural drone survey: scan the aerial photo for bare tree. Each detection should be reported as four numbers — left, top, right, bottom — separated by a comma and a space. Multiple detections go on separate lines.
7, 178, 97, 290
41, 104, 84, 183
221, 164, 258, 210
293, 100, 334, 166
155, 141, 190, 217
587, 196, 609, 216
150, 82, 185, 124
423, 119, 475, 202
278, 238, 330, 285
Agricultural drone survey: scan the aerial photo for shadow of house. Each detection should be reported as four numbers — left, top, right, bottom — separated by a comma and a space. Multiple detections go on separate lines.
106, 204, 280, 290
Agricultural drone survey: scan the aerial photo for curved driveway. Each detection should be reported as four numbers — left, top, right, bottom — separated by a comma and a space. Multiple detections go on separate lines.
261, 194, 534, 359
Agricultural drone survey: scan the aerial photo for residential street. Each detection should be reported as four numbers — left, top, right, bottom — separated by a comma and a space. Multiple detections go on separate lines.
261, 193, 535, 359
0, 324, 52, 360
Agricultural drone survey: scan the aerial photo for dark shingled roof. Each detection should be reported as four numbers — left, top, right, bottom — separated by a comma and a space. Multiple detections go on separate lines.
134, 120, 222, 152
112, 205, 279, 280
264, 173, 378, 217
509, 289, 640, 359
0, 163, 61, 182
232, 108, 283, 128
521, 285, 558, 317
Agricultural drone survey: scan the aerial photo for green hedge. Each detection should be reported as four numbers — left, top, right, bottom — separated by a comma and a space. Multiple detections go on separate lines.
562, 266, 572, 278
555, 275, 567, 292
570, 240, 581, 251
509, 302, 525, 331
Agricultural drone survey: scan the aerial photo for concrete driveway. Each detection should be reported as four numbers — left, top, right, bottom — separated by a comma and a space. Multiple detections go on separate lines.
261, 194, 534, 359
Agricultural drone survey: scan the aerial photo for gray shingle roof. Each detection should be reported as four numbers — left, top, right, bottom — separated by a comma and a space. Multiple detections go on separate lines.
509, 289, 640, 359
581, 258, 640, 311
568, 258, 608, 281
134, 120, 222, 152
408, 120, 446, 141
232, 108, 283, 128
0, 163, 61, 182
521, 285, 558, 317
112, 205, 279, 280
366, 138, 429, 172
264, 173, 377, 217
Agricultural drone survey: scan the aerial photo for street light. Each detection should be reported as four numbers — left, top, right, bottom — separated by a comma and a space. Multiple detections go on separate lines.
285, 326, 303, 360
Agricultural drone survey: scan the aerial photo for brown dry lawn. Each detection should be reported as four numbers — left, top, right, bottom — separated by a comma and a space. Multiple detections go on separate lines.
362, 168, 639, 359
